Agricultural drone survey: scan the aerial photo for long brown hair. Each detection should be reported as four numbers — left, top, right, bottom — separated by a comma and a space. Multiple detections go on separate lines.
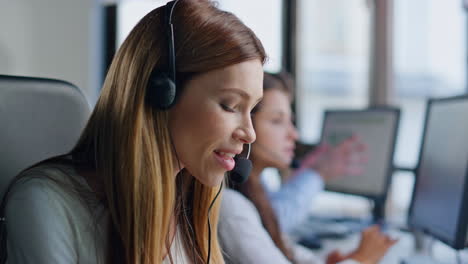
1, 1, 266, 264
233, 71, 296, 262
254, 71, 293, 113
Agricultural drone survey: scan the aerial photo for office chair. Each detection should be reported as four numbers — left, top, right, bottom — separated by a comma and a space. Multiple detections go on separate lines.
0, 74, 91, 197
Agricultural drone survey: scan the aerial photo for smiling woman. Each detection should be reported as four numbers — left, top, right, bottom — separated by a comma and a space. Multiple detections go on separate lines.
170, 60, 263, 186
0, 1, 266, 264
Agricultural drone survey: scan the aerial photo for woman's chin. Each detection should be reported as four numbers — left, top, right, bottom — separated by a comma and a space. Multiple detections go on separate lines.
191, 171, 225, 187
268, 160, 290, 170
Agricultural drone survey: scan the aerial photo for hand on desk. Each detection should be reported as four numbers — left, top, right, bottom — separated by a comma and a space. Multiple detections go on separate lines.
326, 225, 397, 264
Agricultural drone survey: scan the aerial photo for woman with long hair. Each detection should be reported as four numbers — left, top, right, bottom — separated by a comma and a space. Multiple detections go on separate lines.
1, 1, 266, 263
218, 72, 396, 264
257, 72, 368, 234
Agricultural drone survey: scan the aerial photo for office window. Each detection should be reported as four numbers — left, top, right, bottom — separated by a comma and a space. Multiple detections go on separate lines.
116, 0, 283, 73
117, 1, 167, 47
296, 0, 371, 143
386, 170, 415, 224
216, 0, 283, 72
296, 0, 467, 221
393, 0, 466, 168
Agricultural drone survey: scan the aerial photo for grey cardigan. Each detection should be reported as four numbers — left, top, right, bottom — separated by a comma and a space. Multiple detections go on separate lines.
5, 165, 189, 263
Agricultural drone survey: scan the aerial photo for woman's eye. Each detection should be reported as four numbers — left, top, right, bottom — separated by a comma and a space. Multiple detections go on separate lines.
220, 103, 235, 113
271, 118, 283, 125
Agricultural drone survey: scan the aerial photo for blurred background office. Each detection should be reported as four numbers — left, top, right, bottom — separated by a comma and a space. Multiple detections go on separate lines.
1, 0, 468, 260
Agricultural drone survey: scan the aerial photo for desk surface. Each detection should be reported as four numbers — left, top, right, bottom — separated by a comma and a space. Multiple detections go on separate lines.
311, 229, 468, 264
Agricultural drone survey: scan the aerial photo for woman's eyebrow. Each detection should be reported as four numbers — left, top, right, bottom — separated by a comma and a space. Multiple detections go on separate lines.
219, 88, 262, 104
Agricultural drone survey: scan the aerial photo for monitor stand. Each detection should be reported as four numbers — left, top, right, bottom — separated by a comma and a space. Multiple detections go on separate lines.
401, 231, 454, 264
400, 254, 445, 264
372, 197, 385, 222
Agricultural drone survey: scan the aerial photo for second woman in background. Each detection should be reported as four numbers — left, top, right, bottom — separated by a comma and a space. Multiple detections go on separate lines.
218, 72, 396, 264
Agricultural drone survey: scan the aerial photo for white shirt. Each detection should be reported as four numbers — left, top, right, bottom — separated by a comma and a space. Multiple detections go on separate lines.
218, 189, 359, 264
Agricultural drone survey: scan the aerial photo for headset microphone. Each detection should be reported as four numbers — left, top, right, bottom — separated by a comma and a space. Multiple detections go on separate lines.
229, 144, 253, 184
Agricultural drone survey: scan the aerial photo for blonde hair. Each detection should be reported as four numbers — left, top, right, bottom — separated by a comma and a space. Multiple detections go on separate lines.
70, 1, 266, 263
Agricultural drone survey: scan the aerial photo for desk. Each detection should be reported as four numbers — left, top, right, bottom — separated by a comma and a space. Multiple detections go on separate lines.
303, 192, 468, 263
309, 229, 468, 264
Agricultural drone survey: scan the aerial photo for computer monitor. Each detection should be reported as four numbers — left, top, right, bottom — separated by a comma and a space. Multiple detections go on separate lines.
319, 108, 400, 219
408, 95, 468, 251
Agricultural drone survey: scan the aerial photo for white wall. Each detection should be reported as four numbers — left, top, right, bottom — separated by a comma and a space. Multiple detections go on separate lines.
0, 0, 103, 103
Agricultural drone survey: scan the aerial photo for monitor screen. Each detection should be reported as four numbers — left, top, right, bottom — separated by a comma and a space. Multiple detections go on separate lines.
409, 96, 468, 249
320, 109, 400, 198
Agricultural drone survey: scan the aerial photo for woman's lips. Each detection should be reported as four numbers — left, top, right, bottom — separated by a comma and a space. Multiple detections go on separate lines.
214, 151, 236, 171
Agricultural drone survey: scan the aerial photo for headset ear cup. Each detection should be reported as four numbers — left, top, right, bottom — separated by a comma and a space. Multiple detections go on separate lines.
147, 73, 177, 110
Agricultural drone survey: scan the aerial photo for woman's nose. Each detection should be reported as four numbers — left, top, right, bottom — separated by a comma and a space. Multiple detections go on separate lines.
234, 115, 256, 144
288, 122, 299, 141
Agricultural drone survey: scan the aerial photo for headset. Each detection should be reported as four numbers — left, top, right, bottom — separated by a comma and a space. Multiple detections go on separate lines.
229, 143, 253, 183
146, 0, 179, 110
